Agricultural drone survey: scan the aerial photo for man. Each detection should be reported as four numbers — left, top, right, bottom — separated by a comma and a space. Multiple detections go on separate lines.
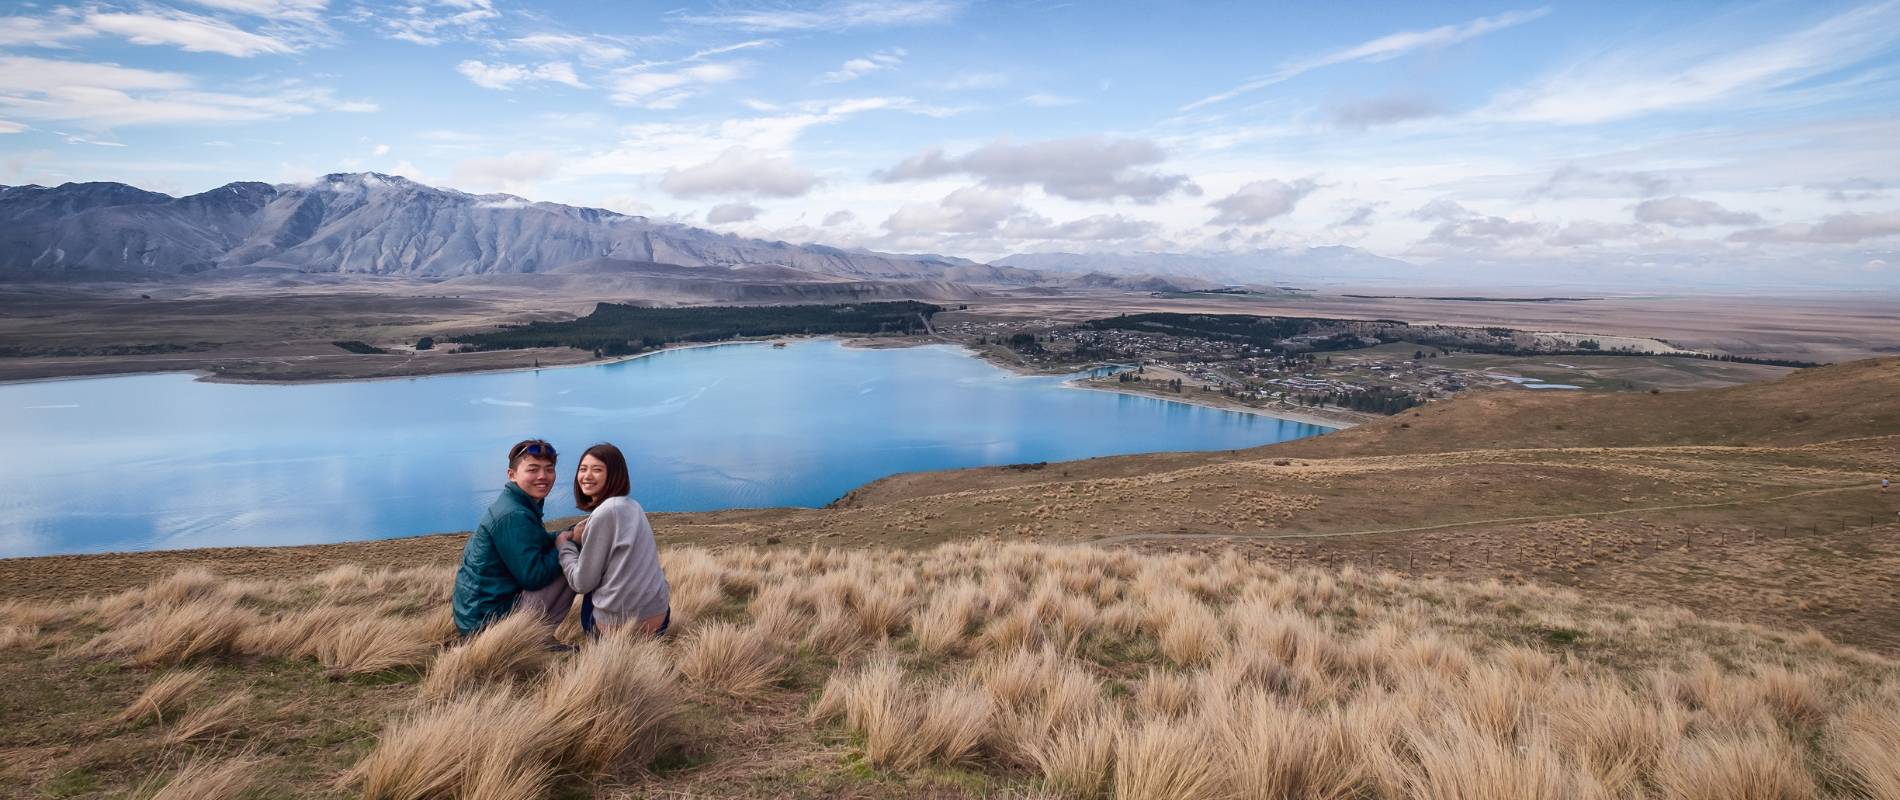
451, 439, 575, 636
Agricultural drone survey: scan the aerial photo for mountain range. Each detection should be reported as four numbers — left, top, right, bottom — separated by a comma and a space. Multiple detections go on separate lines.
0, 173, 1419, 293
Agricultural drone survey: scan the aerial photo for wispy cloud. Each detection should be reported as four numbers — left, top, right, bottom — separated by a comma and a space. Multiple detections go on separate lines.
676, 0, 962, 32
184, 0, 328, 22
358, 0, 497, 45
821, 48, 904, 83
456, 60, 586, 90
1183, 7, 1550, 111
1482, 1, 1900, 124
85, 8, 300, 57
608, 62, 745, 109
0, 55, 372, 128
507, 33, 630, 65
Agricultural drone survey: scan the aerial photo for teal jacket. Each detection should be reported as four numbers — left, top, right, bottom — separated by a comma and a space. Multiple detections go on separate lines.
452, 482, 562, 635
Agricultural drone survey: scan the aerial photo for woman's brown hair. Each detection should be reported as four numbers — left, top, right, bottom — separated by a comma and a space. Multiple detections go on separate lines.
572, 442, 631, 512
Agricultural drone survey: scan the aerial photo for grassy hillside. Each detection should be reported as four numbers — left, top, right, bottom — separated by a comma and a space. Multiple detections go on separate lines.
4, 543, 1897, 798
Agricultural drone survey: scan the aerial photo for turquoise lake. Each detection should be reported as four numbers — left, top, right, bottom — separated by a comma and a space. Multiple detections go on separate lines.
0, 340, 1331, 557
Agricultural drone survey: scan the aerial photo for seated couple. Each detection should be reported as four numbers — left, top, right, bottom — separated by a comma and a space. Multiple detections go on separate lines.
450, 439, 671, 639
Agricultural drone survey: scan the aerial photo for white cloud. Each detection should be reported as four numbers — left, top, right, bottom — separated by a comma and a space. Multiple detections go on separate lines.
884, 186, 1024, 234
1729, 211, 1900, 244
388, 159, 430, 183
677, 0, 962, 32
568, 97, 929, 179
822, 210, 856, 227
706, 201, 761, 224
361, 0, 497, 45
0, 55, 371, 128
508, 33, 629, 64
451, 151, 557, 193
877, 136, 1199, 202
822, 49, 904, 83
937, 71, 1009, 90
609, 62, 744, 108
1632, 196, 1762, 227
660, 146, 819, 198
0, 15, 96, 48
881, 185, 1159, 243
456, 60, 586, 90
1527, 164, 1673, 200
1483, 2, 1900, 124
1206, 178, 1318, 226
0, 120, 28, 134
85, 9, 299, 57
1185, 7, 1550, 110
184, 0, 329, 20
372, 143, 389, 156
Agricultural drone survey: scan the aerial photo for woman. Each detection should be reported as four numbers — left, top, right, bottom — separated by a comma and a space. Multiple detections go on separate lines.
556, 443, 671, 637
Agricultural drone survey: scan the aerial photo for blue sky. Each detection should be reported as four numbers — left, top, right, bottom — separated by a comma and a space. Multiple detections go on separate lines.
1, 0, 1897, 282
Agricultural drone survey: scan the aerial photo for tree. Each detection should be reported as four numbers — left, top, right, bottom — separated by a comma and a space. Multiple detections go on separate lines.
416, 336, 435, 351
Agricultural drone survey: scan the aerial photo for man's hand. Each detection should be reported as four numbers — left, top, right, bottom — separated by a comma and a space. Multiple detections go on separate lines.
555, 529, 574, 547
570, 518, 589, 545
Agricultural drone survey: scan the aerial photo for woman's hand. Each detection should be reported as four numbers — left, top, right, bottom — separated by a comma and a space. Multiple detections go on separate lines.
570, 518, 589, 544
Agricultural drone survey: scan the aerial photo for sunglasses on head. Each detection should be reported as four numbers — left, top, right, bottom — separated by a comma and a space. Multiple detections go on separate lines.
513, 441, 552, 458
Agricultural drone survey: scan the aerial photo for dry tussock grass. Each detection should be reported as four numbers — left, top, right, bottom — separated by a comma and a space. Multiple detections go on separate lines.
418, 610, 553, 700
163, 691, 250, 745
23, 543, 1900, 798
676, 620, 784, 697
0, 623, 39, 650
145, 753, 258, 800
115, 668, 207, 726
313, 615, 437, 676
74, 595, 254, 666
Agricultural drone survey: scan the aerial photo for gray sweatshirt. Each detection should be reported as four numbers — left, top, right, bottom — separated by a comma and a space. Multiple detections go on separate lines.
557, 496, 670, 627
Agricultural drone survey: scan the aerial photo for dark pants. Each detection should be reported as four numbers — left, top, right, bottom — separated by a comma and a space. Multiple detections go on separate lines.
580, 595, 669, 638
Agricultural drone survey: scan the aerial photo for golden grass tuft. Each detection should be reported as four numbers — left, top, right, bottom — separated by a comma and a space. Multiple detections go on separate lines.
115, 668, 207, 726
534, 632, 682, 772
147, 753, 258, 800
77, 596, 253, 666
1655, 732, 1817, 800
418, 611, 553, 700
163, 691, 251, 745
313, 615, 437, 676
236, 605, 355, 660
1114, 716, 1220, 800
912, 579, 981, 658
1033, 712, 1122, 800
913, 681, 994, 767
676, 621, 784, 697
351, 689, 542, 800
0, 624, 39, 650
1831, 693, 1900, 800
1213, 690, 1367, 800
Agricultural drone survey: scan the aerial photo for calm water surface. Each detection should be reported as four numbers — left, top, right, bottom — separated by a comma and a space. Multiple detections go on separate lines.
0, 340, 1330, 557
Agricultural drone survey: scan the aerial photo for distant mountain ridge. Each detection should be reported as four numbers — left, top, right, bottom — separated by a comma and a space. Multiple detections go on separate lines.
0, 173, 1044, 284
0, 174, 1410, 293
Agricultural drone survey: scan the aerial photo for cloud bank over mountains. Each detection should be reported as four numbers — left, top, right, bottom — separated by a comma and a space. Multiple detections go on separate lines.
0, 0, 1894, 285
